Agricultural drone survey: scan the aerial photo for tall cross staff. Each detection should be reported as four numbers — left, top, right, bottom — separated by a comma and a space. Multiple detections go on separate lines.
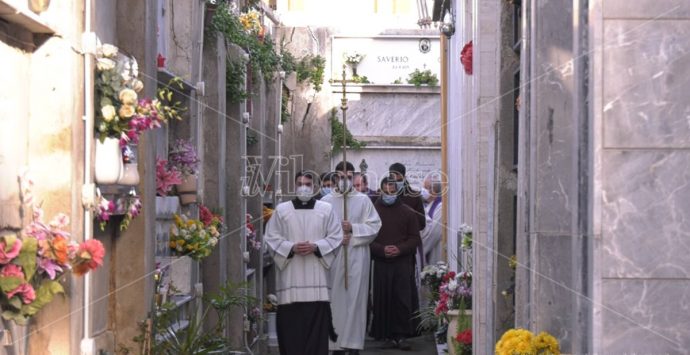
340, 65, 349, 290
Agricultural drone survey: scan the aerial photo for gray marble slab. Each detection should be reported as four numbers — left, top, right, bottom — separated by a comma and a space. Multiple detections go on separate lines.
345, 92, 441, 138
603, 20, 690, 148
602, 150, 690, 278
602, 279, 690, 353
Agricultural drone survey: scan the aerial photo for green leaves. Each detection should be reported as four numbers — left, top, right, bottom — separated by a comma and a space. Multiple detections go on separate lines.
330, 108, 366, 154
296, 55, 326, 92
21, 280, 64, 317
407, 68, 439, 87
17, 238, 37, 281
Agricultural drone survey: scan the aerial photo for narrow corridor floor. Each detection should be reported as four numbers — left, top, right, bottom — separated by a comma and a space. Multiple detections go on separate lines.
361, 335, 437, 354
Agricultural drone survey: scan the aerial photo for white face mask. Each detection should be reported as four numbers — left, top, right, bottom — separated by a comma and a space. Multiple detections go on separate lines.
296, 185, 313, 202
421, 187, 431, 201
320, 187, 332, 196
338, 179, 352, 193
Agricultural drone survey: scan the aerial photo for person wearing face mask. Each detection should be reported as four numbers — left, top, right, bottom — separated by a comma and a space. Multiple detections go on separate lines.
264, 170, 344, 355
353, 172, 379, 203
369, 177, 421, 351
388, 162, 426, 335
317, 171, 336, 200
321, 161, 381, 355
420, 173, 443, 266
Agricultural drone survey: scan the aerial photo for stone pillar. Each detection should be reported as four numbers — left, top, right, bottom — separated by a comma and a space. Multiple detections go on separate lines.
201, 34, 228, 334
515, 0, 590, 353
592, 1, 690, 352
112, 0, 157, 350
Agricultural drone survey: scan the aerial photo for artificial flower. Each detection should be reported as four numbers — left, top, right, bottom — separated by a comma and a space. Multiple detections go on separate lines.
96, 58, 116, 71
118, 104, 136, 118
7, 284, 36, 305
99, 43, 118, 58
132, 79, 144, 92
118, 88, 138, 105
71, 239, 105, 276
0, 235, 23, 264
101, 105, 117, 122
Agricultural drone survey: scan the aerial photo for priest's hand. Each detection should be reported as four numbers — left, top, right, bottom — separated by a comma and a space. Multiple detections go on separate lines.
341, 220, 352, 234
342, 233, 352, 246
293, 242, 316, 255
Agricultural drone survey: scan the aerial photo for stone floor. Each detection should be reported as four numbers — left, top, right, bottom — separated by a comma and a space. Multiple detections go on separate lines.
265, 334, 439, 354
361, 335, 438, 355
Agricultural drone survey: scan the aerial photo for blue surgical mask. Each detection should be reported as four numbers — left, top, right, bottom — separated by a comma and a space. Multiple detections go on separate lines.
382, 194, 397, 205
320, 187, 332, 196
395, 181, 404, 191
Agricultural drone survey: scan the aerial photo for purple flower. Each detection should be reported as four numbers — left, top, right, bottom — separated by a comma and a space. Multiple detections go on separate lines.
38, 258, 64, 280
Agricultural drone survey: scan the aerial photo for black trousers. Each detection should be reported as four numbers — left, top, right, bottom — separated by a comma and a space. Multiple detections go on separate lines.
277, 301, 331, 355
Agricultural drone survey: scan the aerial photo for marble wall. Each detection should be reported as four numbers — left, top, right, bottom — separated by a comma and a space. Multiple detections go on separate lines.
594, 0, 690, 352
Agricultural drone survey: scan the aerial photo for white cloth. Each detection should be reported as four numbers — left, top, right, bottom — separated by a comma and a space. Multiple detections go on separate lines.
264, 199, 343, 305
420, 201, 443, 265
322, 191, 381, 350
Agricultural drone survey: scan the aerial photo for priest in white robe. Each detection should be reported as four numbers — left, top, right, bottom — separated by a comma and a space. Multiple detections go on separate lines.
264, 170, 343, 355
322, 161, 381, 355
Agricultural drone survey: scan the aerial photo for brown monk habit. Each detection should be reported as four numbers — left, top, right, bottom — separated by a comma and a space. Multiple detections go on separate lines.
369, 197, 421, 341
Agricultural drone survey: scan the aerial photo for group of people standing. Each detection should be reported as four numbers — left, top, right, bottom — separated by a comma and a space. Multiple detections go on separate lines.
264, 162, 444, 355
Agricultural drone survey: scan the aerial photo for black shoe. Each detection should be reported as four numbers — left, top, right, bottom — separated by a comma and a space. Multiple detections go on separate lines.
347, 350, 360, 355
379, 339, 398, 349
397, 338, 411, 351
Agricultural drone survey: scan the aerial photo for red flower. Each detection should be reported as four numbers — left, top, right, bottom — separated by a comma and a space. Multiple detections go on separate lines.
456, 328, 472, 345
72, 239, 105, 276
443, 271, 456, 282
461, 41, 473, 75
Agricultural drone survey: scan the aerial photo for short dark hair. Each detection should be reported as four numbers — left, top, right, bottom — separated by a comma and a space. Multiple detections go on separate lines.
335, 161, 355, 173
380, 176, 397, 189
295, 170, 317, 182
321, 171, 336, 184
389, 162, 406, 177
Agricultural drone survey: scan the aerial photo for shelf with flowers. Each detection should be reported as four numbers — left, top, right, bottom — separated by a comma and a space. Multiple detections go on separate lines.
94, 43, 184, 186
2, 170, 105, 325
168, 138, 200, 205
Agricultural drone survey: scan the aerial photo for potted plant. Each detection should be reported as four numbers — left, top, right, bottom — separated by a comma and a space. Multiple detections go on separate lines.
168, 139, 200, 205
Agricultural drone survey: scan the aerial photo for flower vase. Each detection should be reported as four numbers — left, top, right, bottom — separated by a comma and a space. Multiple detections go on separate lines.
176, 175, 198, 205
446, 309, 472, 355
350, 64, 358, 77
267, 311, 278, 346
94, 137, 123, 185
117, 144, 140, 186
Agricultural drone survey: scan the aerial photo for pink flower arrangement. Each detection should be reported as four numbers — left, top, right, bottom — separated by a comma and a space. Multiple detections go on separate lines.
1, 171, 107, 324
95, 190, 142, 232
156, 158, 182, 196
435, 271, 472, 317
